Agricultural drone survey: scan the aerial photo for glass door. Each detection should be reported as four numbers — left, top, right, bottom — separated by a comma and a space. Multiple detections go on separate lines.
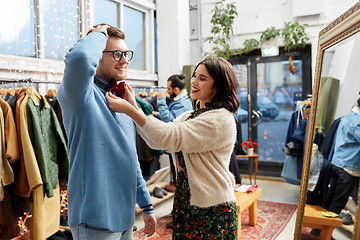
233, 64, 249, 141
256, 60, 303, 162
231, 46, 312, 175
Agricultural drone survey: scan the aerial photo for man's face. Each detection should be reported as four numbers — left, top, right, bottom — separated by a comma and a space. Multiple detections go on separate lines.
96, 37, 129, 82
167, 81, 177, 99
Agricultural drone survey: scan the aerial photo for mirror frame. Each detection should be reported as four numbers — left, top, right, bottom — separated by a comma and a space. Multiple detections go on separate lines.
294, 2, 360, 239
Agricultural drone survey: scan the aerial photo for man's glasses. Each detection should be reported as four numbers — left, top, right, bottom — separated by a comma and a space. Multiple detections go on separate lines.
103, 50, 134, 61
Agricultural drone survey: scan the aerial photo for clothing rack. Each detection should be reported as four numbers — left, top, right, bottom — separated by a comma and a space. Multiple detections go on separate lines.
0, 78, 62, 84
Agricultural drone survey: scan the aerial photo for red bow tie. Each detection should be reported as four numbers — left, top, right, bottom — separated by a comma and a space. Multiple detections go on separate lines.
109, 81, 125, 98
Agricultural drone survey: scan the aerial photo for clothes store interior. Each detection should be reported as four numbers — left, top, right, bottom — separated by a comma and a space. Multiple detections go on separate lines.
2, 2, 360, 240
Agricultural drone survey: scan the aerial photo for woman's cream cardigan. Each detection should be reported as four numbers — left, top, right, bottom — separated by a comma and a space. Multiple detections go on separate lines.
136, 108, 237, 208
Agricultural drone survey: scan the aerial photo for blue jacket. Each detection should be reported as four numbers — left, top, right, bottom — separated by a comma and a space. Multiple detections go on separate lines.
157, 89, 192, 122
332, 107, 360, 171
57, 32, 153, 232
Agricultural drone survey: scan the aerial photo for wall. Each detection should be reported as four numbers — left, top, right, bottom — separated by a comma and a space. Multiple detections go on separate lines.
156, 0, 190, 87
181, 0, 359, 82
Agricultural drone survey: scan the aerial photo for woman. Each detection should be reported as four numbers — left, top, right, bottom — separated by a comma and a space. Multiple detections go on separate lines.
106, 57, 239, 239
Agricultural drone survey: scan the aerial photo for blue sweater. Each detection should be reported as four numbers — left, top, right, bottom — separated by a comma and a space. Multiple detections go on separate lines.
157, 91, 193, 123
58, 32, 153, 232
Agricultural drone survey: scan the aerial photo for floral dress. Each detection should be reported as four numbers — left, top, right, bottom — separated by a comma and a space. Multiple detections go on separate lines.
172, 108, 238, 240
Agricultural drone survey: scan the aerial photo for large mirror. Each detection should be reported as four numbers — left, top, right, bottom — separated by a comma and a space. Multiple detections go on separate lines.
294, 2, 360, 239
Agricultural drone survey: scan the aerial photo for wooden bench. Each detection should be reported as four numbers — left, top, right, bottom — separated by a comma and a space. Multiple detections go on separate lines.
303, 204, 343, 240
234, 188, 262, 240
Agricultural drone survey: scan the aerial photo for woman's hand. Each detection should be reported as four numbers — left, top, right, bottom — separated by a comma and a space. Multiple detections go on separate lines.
106, 91, 135, 114
106, 87, 148, 126
122, 83, 138, 108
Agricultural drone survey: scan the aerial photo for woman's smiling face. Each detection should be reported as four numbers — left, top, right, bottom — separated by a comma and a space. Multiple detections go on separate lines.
190, 64, 217, 108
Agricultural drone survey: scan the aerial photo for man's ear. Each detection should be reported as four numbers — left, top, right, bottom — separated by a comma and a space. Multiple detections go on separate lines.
174, 87, 181, 95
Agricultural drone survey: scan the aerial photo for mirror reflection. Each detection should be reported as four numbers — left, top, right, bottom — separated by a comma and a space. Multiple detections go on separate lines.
305, 30, 360, 238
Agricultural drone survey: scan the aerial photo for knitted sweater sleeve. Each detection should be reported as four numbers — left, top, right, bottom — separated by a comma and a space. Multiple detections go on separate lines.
59, 32, 107, 106
136, 109, 236, 153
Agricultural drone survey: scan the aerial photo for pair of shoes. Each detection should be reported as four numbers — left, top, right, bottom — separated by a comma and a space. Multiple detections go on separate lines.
163, 182, 176, 192
339, 210, 354, 225
310, 228, 321, 236
310, 228, 335, 239
152, 186, 168, 198
157, 186, 168, 196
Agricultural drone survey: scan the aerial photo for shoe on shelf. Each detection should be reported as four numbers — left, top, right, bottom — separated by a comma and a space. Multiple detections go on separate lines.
157, 186, 168, 196
310, 228, 321, 236
163, 182, 176, 192
339, 210, 354, 225
152, 186, 164, 198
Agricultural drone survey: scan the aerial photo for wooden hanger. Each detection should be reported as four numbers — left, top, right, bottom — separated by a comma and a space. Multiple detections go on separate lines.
46, 89, 56, 97
300, 99, 311, 107
8, 88, 15, 96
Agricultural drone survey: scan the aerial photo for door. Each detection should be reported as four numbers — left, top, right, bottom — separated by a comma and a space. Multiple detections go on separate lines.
231, 46, 312, 175
255, 59, 303, 162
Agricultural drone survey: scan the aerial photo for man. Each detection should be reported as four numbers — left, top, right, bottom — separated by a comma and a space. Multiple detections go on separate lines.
58, 24, 156, 240
152, 74, 192, 194
152, 74, 193, 123
326, 99, 360, 224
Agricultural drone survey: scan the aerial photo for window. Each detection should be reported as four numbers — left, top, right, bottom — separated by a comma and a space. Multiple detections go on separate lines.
0, 1, 35, 57
94, 0, 118, 27
43, 0, 79, 60
124, 6, 145, 70
93, 1, 147, 71
0, 0, 156, 84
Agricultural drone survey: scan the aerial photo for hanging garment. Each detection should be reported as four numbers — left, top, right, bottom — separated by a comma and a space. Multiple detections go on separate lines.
19, 88, 67, 239
284, 105, 307, 157
46, 95, 67, 143
26, 92, 69, 197
0, 105, 15, 197
306, 157, 333, 208
281, 155, 301, 185
308, 148, 324, 192
315, 77, 340, 137
0, 98, 20, 164
14, 89, 31, 197
320, 117, 342, 160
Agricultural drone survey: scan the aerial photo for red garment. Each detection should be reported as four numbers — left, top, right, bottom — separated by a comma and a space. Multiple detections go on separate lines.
246, 184, 258, 193
109, 81, 125, 98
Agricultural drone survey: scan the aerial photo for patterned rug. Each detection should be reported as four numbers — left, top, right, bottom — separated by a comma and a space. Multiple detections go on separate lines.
133, 200, 297, 240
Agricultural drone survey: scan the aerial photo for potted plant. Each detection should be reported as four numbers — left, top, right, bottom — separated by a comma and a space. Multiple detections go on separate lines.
240, 139, 259, 155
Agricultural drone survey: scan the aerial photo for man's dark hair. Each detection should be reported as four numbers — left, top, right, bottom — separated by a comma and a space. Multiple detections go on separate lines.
168, 74, 186, 90
87, 23, 125, 39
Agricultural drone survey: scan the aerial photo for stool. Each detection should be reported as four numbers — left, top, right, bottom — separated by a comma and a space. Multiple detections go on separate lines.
303, 204, 343, 240
236, 154, 258, 184
234, 188, 262, 240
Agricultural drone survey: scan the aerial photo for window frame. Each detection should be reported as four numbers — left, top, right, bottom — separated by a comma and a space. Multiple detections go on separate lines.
117, 0, 157, 85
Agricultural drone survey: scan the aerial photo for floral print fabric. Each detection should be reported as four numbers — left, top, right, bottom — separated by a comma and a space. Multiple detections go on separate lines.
172, 108, 238, 240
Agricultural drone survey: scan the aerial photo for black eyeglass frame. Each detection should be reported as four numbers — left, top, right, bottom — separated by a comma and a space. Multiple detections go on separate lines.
102, 50, 134, 61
